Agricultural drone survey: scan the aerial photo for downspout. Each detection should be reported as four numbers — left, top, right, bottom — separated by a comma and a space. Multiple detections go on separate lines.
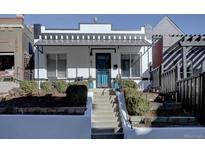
34, 45, 42, 89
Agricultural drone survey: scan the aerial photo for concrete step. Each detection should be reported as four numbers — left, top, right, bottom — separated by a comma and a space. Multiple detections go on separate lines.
150, 102, 182, 111
92, 107, 119, 113
93, 101, 116, 105
92, 121, 121, 128
92, 115, 120, 122
93, 100, 116, 105
92, 127, 123, 134
92, 103, 117, 110
91, 132, 124, 139
94, 97, 115, 101
93, 96, 115, 101
92, 110, 120, 116
130, 115, 199, 126
93, 91, 110, 95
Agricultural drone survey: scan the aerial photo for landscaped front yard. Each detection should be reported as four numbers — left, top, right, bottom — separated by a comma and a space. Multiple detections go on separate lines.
117, 79, 200, 127
0, 80, 88, 115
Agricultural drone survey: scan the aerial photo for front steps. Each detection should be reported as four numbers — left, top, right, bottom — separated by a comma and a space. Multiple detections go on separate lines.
91, 89, 124, 139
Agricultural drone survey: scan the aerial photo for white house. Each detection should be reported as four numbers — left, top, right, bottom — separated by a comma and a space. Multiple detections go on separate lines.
34, 22, 152, 89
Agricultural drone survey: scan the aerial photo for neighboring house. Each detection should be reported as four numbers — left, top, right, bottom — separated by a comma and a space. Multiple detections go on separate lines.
151, 16, 184, 70
151, 16, 205, 91
152, 16, 205, 76
0, 15, 34, 81
34, 23, 152, 89
162, 35, 205, 77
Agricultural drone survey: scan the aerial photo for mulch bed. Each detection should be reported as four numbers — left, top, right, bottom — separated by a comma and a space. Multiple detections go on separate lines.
0, 89, 87, 115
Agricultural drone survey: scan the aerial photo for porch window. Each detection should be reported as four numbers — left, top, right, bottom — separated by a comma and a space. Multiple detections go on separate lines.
121, 54, 130, 77
47, 54, 67, 79
131, 54, 140, 77
57, 54, 67, 78
121, 53, 141, 77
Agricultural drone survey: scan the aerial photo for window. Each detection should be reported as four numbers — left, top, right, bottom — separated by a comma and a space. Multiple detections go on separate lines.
47, 54, 67, 79
57, 54, 67, 78
121, 54, 130, 77
131, 54, 140, 77
47, 54, 56, 78
121, 53, 141, 77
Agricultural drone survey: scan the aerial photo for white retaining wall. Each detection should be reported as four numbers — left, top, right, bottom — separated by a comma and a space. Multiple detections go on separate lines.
116, 92, 205, 139
0, 92, 93, 139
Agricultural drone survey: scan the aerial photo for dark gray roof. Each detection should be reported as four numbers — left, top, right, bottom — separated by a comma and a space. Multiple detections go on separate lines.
35, 39, 151, 46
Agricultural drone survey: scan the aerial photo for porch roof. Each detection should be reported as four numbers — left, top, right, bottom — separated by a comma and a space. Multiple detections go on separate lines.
35, 39, 151, 46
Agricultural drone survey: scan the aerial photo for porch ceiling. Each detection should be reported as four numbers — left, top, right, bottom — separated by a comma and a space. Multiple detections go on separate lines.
34, 39, 151, 46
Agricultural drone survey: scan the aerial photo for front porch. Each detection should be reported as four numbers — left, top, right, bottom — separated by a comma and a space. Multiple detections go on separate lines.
34, 44, 151, 89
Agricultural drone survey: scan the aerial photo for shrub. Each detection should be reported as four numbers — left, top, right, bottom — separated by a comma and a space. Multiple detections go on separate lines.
70, 80, 88, 87
66, 85, 88, 106
120, 79, 138, 89
40, 82, 53, 93
124, 87, 149, 116
52, 80, 68, 93
20, 80, 38, 95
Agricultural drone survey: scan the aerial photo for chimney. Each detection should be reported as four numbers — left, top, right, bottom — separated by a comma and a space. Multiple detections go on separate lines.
16, 14, 24, 20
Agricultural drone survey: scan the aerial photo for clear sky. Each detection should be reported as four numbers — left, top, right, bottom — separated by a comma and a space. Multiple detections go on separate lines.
0, 14, 205, 34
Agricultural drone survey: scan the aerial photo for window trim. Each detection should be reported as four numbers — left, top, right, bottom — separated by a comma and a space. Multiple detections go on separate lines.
46, 53, 67, 79
120, 53, 141, 78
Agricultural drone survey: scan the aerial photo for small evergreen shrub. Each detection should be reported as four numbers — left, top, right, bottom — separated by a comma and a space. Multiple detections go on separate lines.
120, 79, 138, 89
20, 80, 38, 95
124, 87, 150, 116
66, 85, 88, 106
40, 82, 53, 93
52, 80, 68, 93
124, 87, 140, 97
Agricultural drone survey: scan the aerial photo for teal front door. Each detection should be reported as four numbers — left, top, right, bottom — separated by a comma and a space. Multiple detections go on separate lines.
96, 53, 111, 88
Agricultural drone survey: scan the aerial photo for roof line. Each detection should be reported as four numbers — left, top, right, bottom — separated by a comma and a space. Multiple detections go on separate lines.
165, 16, 185, 35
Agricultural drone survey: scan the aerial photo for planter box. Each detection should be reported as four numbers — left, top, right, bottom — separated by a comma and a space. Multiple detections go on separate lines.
0, 92, 93, 139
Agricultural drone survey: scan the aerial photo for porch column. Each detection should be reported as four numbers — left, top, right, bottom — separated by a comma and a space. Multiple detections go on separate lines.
202, 60, 205, 73
177, 61, 181, 80
182, 47, 191, 79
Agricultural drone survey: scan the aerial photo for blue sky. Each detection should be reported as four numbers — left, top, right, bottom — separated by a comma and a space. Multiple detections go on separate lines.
0, 14, 205, 34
